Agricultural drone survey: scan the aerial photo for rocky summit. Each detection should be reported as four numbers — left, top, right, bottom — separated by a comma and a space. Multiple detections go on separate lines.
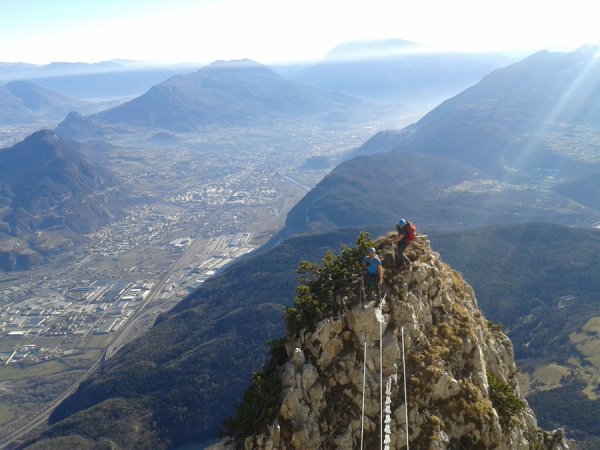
238, 235, 570, 449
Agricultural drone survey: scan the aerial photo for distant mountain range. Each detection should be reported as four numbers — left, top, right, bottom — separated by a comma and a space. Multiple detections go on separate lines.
1, 59, 201, 102
0, 130, 121, 270
320, 38, 419, 61
417, 46, 600, 129
352, 46, 600, 167
0, 80, 128, 128
0, 40, 509, 107
282, 47, 600, 235
291, 38, 512, 105
0, 80, 82, 124
52, 43, 514, 138
0, 40, 512, 128
56, 59, 358, 136
0, 60, 124, 82
29, 67, 203, 102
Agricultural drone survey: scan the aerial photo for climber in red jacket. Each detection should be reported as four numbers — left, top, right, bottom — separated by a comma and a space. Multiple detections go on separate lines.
390, 219, 416, 269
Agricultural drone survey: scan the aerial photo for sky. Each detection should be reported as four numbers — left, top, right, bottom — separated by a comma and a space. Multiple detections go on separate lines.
1, 0, 599, 65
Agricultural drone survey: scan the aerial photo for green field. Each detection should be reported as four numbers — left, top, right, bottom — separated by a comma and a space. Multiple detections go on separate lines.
0, 350, 100, 382
80, 335, 113, 349
0, 404, 16, 426
0, 360, 67, 382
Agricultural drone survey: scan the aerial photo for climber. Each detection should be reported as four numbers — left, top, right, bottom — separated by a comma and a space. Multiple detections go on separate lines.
363, 247, 383, 303
390, 219, 416, 270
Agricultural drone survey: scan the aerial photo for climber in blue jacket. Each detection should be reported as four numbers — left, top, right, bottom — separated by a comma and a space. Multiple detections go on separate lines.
363, 247, 383, 303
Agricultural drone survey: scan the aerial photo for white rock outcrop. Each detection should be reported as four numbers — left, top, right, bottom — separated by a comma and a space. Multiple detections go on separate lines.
242, 236, 570, 450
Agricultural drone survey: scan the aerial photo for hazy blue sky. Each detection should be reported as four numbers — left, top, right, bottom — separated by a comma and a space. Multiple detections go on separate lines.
1, 0, 599, 64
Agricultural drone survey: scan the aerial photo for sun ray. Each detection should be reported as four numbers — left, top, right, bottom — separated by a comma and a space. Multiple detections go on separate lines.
511, 48, 600, 172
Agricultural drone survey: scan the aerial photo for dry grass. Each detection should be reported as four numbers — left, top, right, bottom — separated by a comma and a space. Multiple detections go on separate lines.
532, 363, 571, 386
583, 316, 600, 334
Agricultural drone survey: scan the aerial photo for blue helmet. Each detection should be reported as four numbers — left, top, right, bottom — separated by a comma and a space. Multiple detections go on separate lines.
368, 247, 376, 254
398, 219, 407, 227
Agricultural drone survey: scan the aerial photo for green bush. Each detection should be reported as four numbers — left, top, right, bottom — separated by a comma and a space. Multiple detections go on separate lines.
285, 231, 374, 335
487, 371, 526, 430
487, 320, 505, 333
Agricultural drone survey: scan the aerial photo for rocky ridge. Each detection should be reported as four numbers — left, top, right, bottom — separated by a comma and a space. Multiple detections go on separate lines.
241, 235, 570, 449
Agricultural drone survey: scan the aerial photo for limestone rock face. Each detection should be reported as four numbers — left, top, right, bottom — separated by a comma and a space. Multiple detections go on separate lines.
243, 237, 570, 450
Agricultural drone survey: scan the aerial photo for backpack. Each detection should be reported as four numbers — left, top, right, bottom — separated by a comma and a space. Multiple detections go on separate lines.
406, 222, 416, 241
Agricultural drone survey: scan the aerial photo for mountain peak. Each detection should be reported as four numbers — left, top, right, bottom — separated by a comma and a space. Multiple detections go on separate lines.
73, 57, 355, 133
1, 129, 89, 179
206, 58, 265, 69
25, 128, 61, 141
201, 59, 275, 77
324, 38, 420, 62
56, 111, 105, 140
1, 80, 76, 118
15, 128, 63, 151
231, 234, 571, 449
5, 79, 36, 89
0, 130, 118, 259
